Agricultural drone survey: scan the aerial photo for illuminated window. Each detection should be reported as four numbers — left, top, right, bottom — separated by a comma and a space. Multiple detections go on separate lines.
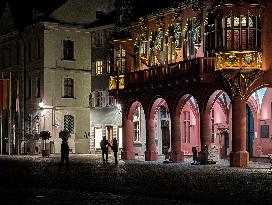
116, 47, 126, 73
183, 111, 190, 143
63, 78, 74, 98
63, 40, 74, 60
133, 106, 141, 142
96, 60, 103, 75
206, 15, 261, 52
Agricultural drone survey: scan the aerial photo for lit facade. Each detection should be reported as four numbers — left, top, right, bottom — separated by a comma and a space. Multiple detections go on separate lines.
110, 0, 272, 167
0, 0, 116, 154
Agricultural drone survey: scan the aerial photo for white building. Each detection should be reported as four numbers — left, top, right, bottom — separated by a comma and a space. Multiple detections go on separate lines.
0, 0, 116, 154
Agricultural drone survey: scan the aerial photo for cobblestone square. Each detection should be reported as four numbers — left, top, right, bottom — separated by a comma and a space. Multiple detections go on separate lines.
1, 155, 272, 205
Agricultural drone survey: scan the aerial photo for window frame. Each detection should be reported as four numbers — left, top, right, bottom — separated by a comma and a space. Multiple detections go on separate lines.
63, 40, 74, 60
64, 114, 75, 134
95, 60, 103, 75
63, 77, 74, 98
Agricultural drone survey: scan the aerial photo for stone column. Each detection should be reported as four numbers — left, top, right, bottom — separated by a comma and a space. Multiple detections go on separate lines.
230, 98, 249, 167
145, 118, 158, 161
121, 117, 135, 160
170, 115, 184, 162
200, 112, 212, 151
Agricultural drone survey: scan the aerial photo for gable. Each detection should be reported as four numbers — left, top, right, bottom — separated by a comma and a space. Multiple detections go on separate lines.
0, 2, 16, 35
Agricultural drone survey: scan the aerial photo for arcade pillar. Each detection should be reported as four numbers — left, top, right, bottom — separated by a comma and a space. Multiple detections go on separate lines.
145, 118, 158, 161
200, 112, 212, 151
230, 98, 249, 167
170, 115, 184, 162
121, 116, 135, 160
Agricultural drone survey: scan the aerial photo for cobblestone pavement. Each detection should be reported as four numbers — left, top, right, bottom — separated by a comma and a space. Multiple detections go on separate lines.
0, 154, 272, 205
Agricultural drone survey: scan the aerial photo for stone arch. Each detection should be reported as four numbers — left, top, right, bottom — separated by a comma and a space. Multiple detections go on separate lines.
145, 96, 171, 161
121, 99, 146, 160
169, 93, 200, 162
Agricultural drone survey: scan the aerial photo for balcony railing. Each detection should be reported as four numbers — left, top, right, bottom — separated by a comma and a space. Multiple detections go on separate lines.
109, 57, 215, 90
126, 57, 215, 86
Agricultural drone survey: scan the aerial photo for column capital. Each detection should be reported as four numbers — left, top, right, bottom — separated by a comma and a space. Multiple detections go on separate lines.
217, 70, 263, 101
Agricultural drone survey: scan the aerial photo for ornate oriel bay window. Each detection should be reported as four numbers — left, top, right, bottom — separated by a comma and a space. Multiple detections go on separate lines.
206, 10, 262, 70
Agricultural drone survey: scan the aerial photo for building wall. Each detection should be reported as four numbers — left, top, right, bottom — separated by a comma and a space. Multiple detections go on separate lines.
40, 23, 91, 153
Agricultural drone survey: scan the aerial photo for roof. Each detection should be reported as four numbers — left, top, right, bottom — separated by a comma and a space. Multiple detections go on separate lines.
85, 10, 115, 29
48, 0, 115, 25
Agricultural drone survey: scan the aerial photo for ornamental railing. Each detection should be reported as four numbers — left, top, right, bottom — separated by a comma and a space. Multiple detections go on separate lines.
109, 57, 215, 90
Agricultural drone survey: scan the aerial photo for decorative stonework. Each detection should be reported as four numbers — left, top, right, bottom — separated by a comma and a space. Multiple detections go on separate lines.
218, 70, 263, 100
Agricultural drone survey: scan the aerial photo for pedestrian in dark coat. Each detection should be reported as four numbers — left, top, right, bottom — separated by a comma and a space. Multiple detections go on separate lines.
100, 136, 109, 164
59, 139, 70, 170
112, 138, 118, 165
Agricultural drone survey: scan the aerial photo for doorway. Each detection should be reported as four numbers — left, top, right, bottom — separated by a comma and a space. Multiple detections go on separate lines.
246, 105, 254, 158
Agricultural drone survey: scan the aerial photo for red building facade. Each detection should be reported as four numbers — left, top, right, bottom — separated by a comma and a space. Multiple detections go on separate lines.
110, 0, 272, 167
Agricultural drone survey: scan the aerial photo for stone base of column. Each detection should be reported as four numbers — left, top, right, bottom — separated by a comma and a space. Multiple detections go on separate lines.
121, 151, 135, 160
170, 150, 184, 163
145, 151, 158, 161
229, 151, 249, 167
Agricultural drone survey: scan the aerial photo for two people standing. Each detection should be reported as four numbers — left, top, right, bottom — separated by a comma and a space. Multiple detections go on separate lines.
100, 136, 119, 165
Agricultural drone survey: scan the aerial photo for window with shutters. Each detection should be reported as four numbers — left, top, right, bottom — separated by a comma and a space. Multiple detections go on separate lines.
64, 115, 74, 134
96, 91, 104, 107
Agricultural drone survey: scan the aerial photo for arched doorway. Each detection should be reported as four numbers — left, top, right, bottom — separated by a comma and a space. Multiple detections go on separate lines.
157, 106, 171, 156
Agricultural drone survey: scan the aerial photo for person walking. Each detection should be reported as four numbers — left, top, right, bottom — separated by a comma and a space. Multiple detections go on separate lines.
59, 139, 70, 170
100, 136, 109, 164
112, 138, 118, 165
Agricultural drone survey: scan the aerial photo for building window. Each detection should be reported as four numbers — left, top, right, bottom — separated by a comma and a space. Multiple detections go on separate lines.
183, 111, 190, 143
96, 60, 103, 75
37, 39, 41, 60
108, 95, 115, 106
36, 77, 40, 98
64, 115, 74, 134
211, 109, 215, 143
116, 47, 126, 74
63, 40, 74, 60
28, 42, 31, 62
206, 14, 261, 52
106, 59, 111, 73
28, 79, 31, 99
133, 106, 141, 142
63, 78, 74, 98
96, 91, 104, 107
96, 32, 103, 46
261, 125, 269, 138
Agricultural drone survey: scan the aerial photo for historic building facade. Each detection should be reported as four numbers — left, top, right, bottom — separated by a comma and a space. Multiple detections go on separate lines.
0, 0, 116, 154
110, 0, 272, 167
88, 12, 122, 154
